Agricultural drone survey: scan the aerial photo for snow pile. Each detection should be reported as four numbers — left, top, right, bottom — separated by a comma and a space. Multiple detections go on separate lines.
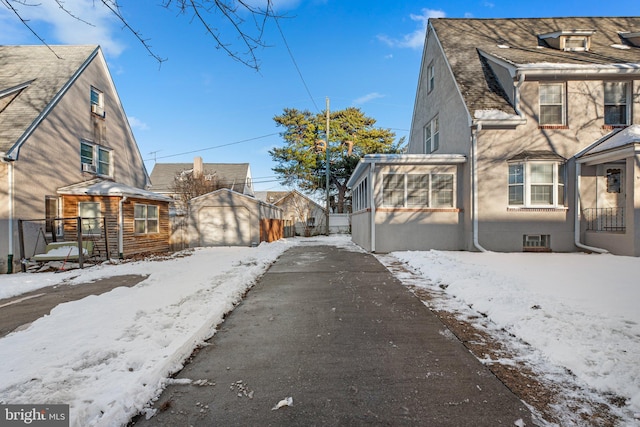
0, 239, 295, 427
389, 250, 640, 421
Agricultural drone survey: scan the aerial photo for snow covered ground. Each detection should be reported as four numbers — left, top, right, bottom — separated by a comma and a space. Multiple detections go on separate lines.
383, 250, 640, 425
0, 236, 638, 426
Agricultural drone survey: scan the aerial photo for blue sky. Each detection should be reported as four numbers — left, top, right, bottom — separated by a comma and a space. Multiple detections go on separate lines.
2, 1, 639, 190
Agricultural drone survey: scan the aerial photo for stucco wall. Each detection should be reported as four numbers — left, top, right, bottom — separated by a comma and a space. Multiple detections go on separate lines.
0, 52, 149, 273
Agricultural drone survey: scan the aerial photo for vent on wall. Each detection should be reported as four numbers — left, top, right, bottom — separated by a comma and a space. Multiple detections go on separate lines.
523, 234, 551, 252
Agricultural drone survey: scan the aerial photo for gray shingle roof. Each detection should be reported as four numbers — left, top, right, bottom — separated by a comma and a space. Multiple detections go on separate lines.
431, 17, 640, 115
149, 162, 251, 193
0, 45, 99, 154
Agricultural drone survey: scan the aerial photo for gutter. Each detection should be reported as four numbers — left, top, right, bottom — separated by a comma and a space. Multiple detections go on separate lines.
573, 163, 609, 254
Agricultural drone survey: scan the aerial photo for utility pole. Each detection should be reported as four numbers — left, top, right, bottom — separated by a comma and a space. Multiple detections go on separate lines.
325, 97, 330, 236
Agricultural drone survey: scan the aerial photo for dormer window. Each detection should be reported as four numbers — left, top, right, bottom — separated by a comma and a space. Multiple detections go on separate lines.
538, 30, 595, 52
619, 31, 640, 47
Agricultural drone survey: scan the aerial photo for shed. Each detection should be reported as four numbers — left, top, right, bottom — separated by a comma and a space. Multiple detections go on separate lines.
188, 189, 283, 247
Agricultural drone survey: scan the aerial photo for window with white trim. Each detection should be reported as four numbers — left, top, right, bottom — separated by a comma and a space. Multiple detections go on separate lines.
539, 83, 565, 125
604, 82, 629, 126
90, 86, 104, 117
352, 177, 369, 212
79, 201, 101, 235
134, 204, 159, 234
423, 116, 439, 154
427, 63, 435, 92
382, 173, 454, 208
81, 140, 112, 176
508, 161, 565, 207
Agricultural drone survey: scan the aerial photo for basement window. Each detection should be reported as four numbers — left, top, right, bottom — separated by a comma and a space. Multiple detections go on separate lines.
523, 234, 550, 252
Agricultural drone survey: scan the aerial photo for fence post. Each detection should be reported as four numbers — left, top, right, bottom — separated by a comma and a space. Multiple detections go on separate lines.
77, 217, 84, 269
103, 216, 109, 260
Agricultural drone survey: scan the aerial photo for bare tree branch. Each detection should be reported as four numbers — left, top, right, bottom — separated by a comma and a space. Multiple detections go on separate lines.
2, 0, 281, 69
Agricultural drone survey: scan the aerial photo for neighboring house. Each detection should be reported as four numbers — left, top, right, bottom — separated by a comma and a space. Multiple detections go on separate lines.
187, 188, 282, 247
0, 45, 169, 273
347, 17, 640, 256
255, 190, 327, 236
149, 157, 254, 204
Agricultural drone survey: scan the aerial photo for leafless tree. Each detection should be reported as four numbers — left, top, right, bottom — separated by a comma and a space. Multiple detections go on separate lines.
2, 0, 277, 69
170, 168, 222, 208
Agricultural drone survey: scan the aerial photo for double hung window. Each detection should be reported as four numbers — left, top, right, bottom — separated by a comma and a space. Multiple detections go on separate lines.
81, 140, 112, 176
508, 162, 565, 207
134, 204, 159, 234
539, 83, 565, 125
423, 117, 439, 154
604, 82, 629, 126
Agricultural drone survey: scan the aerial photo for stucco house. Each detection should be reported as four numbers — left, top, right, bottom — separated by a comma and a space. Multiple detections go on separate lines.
255, 190, 327, 236
0, 45, 170, 273
348, 17, 640, 256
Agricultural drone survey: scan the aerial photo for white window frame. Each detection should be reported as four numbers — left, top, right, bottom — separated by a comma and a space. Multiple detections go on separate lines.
604, 81, 630, 126
382, 172, 455, 208
80, 140, 112, 176
134, 203, 159, 235
539, 83, 565, 125
78, 201, 101, 236
427, 62, 435, 93
90, 86, 104, 117
423, 116, 439, 154
508, 161, 565, 207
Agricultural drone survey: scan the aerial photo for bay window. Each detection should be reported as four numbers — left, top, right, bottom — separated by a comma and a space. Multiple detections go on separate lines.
508, 161, 565, 207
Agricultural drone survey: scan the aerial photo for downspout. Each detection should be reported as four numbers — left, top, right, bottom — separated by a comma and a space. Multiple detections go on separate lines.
5, 159, 15, 273
118, 196, 128, 259
471, 123, 487, 252
574, 163, 608, 254
370, 162, 376, 253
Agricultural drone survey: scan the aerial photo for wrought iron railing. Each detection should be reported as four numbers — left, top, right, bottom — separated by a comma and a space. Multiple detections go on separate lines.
583, 207, 625, 232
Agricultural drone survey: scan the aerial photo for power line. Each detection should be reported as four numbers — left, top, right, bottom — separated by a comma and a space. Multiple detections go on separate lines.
143, 133, 279, 162
271, 7, 320, 113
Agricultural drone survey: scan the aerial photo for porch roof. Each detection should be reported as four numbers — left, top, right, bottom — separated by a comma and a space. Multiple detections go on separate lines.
58, 179, 172, 202
577, 125, 640, 164
347, 154, 467, 188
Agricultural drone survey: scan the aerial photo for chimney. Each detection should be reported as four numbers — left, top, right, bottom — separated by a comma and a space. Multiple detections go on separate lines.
193, 156, 203, 178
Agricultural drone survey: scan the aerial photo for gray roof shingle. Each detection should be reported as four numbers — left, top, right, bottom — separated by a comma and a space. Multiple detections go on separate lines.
149, 162, 251, 193
431, 17, 640, 115
0, 45, 99, 154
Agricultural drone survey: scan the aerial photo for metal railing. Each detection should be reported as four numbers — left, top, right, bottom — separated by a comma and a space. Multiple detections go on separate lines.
583, 207, 625, 232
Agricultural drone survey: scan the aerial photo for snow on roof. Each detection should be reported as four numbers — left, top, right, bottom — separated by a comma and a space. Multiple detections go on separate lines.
581, 125, 640, 157
57, 179, 172, 202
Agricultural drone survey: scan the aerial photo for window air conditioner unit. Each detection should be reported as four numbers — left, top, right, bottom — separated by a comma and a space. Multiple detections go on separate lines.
91, 104, 105, 117
82, 163, 96, 173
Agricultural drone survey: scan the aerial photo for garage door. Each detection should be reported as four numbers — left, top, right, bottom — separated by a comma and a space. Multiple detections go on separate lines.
198, 206, 251, 246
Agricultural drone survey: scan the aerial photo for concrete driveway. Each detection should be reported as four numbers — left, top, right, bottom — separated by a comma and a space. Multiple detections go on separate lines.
131, 244, 533, 426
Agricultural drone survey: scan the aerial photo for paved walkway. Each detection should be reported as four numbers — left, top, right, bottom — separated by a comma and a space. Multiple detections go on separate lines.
0, 275, 147, 337
132, 244, 532, 426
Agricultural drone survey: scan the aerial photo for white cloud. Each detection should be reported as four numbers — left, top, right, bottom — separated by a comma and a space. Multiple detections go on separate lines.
377, 8, 446, 49
353, 92, 385, 105
4, 0, 125, 57
128, 116, 149, 131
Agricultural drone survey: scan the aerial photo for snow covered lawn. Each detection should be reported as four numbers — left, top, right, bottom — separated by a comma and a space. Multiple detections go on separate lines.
0, 239, 298, 427
1, 237, 639, 426
384, 250, 640, 425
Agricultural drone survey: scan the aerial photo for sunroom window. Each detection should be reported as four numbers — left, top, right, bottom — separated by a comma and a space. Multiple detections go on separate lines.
508, 161, 565, 207
382, 173, 454, 208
